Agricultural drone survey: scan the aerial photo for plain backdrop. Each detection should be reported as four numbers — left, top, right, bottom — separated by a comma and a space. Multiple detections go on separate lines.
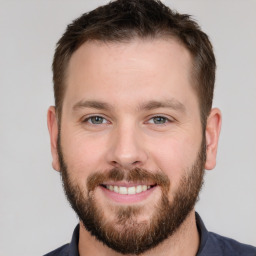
0, 1, 255, 255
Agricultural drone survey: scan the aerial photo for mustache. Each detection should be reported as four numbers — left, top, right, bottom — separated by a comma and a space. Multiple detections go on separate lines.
87, 167, 170, 193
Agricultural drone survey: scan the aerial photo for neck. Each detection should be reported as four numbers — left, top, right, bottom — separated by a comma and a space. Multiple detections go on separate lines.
78, 210, 200, 256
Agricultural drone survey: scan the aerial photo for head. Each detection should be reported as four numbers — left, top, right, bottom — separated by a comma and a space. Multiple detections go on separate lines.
48, 0, 221, 254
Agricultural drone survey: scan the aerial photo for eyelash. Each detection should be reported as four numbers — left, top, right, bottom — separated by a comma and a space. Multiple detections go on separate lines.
82, 115, 109, 125
147, 116, 172, 125
82, 115, 173, 126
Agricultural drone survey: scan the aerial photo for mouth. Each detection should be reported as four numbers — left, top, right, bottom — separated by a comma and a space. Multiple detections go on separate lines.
99, 183, 157, 203
101, 184, 155, 195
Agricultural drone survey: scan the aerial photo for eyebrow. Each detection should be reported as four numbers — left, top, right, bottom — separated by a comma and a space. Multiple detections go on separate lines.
138, 99, 186, 113
72, 100, 113, 111
72, 99, 185, 113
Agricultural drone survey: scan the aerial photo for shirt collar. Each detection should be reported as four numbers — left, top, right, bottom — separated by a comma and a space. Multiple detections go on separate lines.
195, 212, 209, 255
68, 224, 79, 256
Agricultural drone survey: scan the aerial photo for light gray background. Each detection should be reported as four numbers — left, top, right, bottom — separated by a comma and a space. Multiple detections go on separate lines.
0, 1, 255, 255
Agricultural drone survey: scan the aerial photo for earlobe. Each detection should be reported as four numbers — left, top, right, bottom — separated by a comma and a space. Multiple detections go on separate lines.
204, 108, 222, 170
47, 106, 60, 172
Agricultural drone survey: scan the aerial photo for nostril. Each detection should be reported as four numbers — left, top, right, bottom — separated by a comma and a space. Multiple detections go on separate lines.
110, 161, 122, 168
110, 160, 142, 169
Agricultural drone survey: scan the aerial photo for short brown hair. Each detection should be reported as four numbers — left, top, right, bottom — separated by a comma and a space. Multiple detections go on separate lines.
52, 0, 216, 128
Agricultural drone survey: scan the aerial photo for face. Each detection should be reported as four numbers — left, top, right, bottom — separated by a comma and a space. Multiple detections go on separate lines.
49, 38, 215, 254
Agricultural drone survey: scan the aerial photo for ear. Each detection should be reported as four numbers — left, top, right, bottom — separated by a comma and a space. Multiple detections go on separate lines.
47, 106, 60, 172
204, 108, 222, 170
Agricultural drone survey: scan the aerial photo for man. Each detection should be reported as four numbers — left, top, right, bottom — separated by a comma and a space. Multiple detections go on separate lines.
45, 0, 256, 255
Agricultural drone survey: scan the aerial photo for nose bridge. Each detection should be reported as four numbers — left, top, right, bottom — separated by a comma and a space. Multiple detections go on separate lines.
107, 119, 147, 168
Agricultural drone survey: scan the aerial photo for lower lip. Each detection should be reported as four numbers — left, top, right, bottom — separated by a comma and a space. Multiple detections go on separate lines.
100, 186, 157, 204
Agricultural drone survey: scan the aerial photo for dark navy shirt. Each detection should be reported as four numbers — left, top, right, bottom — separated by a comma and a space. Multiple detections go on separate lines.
44, 213, 256, 256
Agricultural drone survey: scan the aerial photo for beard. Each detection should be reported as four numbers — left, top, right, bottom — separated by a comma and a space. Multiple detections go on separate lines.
58, 135, 206, 255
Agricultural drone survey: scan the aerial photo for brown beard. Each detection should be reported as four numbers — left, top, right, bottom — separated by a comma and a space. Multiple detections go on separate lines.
58, 134, 206, 255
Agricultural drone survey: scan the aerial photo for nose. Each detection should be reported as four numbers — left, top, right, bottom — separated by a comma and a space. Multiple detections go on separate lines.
106, 123, 148, 169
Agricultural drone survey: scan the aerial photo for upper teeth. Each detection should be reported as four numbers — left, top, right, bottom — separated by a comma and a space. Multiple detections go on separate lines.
106, 185, 151, 195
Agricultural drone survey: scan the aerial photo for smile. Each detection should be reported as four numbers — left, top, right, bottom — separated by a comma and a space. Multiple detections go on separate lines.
102, 184, 154, 195
99, 182, 157, 203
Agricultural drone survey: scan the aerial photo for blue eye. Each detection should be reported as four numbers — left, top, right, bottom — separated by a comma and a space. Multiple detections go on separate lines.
86, 116, 107, 124
148, 116, 169, 124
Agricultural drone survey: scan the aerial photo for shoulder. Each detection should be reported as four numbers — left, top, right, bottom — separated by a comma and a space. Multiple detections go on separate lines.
196, 213, 256, 256
207, 232, 256, 256
43, 224, 80, 256
43, 243, 70, 256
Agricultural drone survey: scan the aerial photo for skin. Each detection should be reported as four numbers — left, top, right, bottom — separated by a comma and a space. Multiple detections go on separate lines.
48, 38, 221, 256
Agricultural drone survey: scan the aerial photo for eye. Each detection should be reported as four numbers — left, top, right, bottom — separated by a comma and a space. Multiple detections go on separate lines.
84, 116, 108, 125
148, 116, 169, 125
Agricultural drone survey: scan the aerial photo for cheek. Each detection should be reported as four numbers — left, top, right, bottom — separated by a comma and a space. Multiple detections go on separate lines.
60, 128, 108, 181
148, 133, 201, 185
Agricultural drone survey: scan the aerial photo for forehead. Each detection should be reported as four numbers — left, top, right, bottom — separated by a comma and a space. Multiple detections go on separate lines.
64, 38, 197, 112
67, 38, 192, 80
